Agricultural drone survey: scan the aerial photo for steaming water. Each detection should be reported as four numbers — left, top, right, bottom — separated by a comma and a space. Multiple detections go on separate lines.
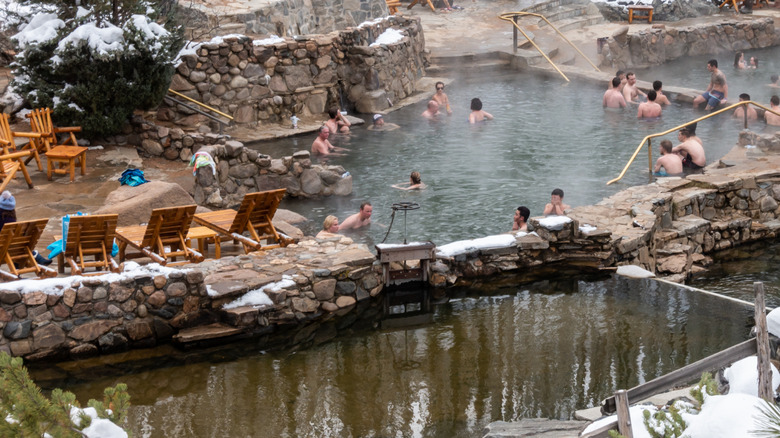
38, 275, 750, 437
253, 72, 757, 245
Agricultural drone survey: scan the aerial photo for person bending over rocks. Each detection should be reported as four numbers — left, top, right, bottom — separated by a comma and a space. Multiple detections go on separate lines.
672, 128, 706, 170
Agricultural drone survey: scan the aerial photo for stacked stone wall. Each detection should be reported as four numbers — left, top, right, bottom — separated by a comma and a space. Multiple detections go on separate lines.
601, 18, 778, 69
162, 15, 426, 128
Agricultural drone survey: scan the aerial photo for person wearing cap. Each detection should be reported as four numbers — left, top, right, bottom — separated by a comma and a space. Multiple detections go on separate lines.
0, 191, 52, 265
367, 114, 399, 132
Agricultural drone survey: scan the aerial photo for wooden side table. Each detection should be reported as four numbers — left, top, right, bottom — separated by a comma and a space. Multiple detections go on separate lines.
627, 5, 654, 23
45, 145, 87, 182
186, 226, 221, 259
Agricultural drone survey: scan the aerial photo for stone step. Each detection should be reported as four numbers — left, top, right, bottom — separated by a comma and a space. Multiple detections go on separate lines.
172, 323, 244, 344
221, 305, 263, 326
427, 59, 511, 76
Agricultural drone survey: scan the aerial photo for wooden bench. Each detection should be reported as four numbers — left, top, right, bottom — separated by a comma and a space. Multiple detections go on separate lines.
45, 145, 87, 182
627, 5, 653, 23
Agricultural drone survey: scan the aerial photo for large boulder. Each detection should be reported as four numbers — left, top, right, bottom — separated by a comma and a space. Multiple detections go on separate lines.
95, 181, 196, 226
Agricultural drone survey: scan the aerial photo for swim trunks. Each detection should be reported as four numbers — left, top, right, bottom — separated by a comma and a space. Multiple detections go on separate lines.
682, 155, 704, 170
701, 90, 724, 108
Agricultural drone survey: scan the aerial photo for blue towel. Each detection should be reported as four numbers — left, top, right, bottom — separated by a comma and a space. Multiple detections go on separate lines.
119, 168, 149, 187
47, 212, 118, 259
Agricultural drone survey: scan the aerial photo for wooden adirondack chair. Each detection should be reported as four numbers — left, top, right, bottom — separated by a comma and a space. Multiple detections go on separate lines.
60, 214, 121, 275
25, 108, 82, 160
193, 189, 292, 254
0, 113, 43, 171
115, 205, 204, 265
0, 218, 56, 281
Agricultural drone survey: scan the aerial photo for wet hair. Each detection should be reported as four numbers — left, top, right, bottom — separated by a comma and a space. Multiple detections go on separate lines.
435, 81, 444, 89
551, 188, 564, 198
410, 171, 421, 184
360, 201, 372, 211
318, 125, 329, 134
708, 59, 718, 68
323, 215, 338, 231
516, 206, 530, 222
739, 93, 750, 101
647, 90, 657, 101
679, 127, 691, 138
687, 122, 698, 135
653, 80, 662, 91
615, 70, 625, 78
626, 71, 635, 79
427, 100, 439, 110
734, 52, 743, 68
660, 140, 673, 153
328, 107, 339, 119
470, 98, 483, 111
772, 95, 780, 106
772, 75, 779, 83
751, 57, 759, 68
611, 77, 621, 88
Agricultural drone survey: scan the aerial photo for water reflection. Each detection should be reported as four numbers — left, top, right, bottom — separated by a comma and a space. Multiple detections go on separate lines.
47, 275, 751, 437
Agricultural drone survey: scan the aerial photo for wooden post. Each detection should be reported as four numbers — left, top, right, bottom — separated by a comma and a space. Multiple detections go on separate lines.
755, 282, 773, 401
614, 389, 634, 438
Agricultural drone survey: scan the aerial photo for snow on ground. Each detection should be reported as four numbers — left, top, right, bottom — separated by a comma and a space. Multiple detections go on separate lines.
581, 405, 657, 438
223, 275, 295, 309
681, 393, 766, 438
724, 356, 780, 397
435, 234, 516, 258
69, 406, 127, 438
536, 216, 572, 230
376, 242, 429, 250
370, 28, 405, 47
767, 307, 780, 337
1, 262, 186, 296
176, 34, 284, 66
616, 265, 655, 278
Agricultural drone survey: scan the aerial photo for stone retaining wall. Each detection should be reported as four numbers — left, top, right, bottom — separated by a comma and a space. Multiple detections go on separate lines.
192, 144, 352, 208
162, 15, 426, 128
600, 18, 779, 69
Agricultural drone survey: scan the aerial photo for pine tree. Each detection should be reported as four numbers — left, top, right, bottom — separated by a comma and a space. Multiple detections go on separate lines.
10, 0, 183, 138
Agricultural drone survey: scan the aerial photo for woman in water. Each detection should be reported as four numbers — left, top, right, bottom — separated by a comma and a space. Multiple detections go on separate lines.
392, 171, 426, 190
734, 52, 747, 69
316, 215, 342, 239
468, 98, 493, 124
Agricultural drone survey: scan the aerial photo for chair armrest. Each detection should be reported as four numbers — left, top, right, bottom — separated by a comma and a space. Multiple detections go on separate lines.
11, 131, 42, 138
0, 151, 33, 160
53, 127, 82, 133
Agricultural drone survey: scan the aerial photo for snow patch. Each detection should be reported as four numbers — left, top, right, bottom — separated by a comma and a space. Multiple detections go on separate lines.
12, 13, 65, 48
537, 216, 572, 230
681, 393, 765, 438
370, 28, 405, 47
223, 275, 295, 309
253, 35, 285, 45
723, 356, 780, 397
436, 234, 516, 258
616, 265, 655, 279
57, 21, 125, 55
767, 307, 780, 337
581, 405, 657, 438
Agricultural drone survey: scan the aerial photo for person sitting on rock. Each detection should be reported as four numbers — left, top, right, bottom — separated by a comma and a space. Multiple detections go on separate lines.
653, 140, 683, 176
316, 215, 342, 239
672, 127, 706, 170
512, 206, 530, 232
325, 107, 351, 134
543, 188, 570, 216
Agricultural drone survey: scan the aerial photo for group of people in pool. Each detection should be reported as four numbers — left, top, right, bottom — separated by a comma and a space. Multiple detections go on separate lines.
604, 58, 780, 176
511, 188, 572, 233
423, 82, 493, 123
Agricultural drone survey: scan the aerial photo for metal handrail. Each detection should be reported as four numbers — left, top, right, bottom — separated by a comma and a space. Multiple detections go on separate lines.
498, 11, 601, 82
167, 89, 234, 120
607, 100, 780, 185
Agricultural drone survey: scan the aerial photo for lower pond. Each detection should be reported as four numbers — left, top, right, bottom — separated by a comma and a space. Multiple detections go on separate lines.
35, 275, 751, 437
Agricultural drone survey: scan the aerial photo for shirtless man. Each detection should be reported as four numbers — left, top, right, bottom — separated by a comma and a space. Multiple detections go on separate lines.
340, 202, 373, 230
654, 140, 683, 175
652, 81, 671, 106
311, 126, 348, 157
768, 75, 779, 89
543, 188, 571, 216
512, 206, 530, 232
733, 93, 758, 121
603, 77, 627, 108
432, 81, 452, 115
367, 114, 400, 131
693, 60, 728, 111
422, 100, 440, 120
765, 95, 780, 126
468, 98, 493, 124
672, 128, 706, 170
637, 90, 663, 119
325, 107, 351, 134
622, 72, 646, 104
608, 70, 627, 93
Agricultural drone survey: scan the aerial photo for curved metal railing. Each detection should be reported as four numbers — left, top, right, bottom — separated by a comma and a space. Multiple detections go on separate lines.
165, 89, 234, 134
498, 11, 600, 82
607, 100, 780, 185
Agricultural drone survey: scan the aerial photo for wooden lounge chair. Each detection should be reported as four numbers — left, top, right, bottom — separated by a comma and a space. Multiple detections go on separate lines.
115, 205, 204, 265
60, 214, 121, 275
193, 189, 291, 254
0, 219, 56, 281
0, 137, 34, 193
25, 108, 82, 166
0, 113, 43, 171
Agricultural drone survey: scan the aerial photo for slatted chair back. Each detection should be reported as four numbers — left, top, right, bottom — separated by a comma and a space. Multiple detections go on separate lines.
228, 189, 287, 247
141, 205, 201, 263
26, 108, 81, 151
64, 214, 120, 275
0, 218, 56, 280
0, 113, 43, 171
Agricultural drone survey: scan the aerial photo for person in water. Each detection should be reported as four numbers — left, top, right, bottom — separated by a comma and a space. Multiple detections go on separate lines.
603, 77, 626, 109
512, 206, 530, 232
637, 90, 662, 119
654, 140, 683, 176
693, 59, 728, 111
732, 93, 757, 121
432, 81, 452, 115
311, 126, 348, 157
392, 171, 426, 190
316, 215, 342, 239
652, 80, 671, 106
422, 100, 441, 120
368, 114, 399, 131
340, 202, 373, 230
543, 188, 570, 216
672, 127, 706, 170
468, 98, 493, 124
